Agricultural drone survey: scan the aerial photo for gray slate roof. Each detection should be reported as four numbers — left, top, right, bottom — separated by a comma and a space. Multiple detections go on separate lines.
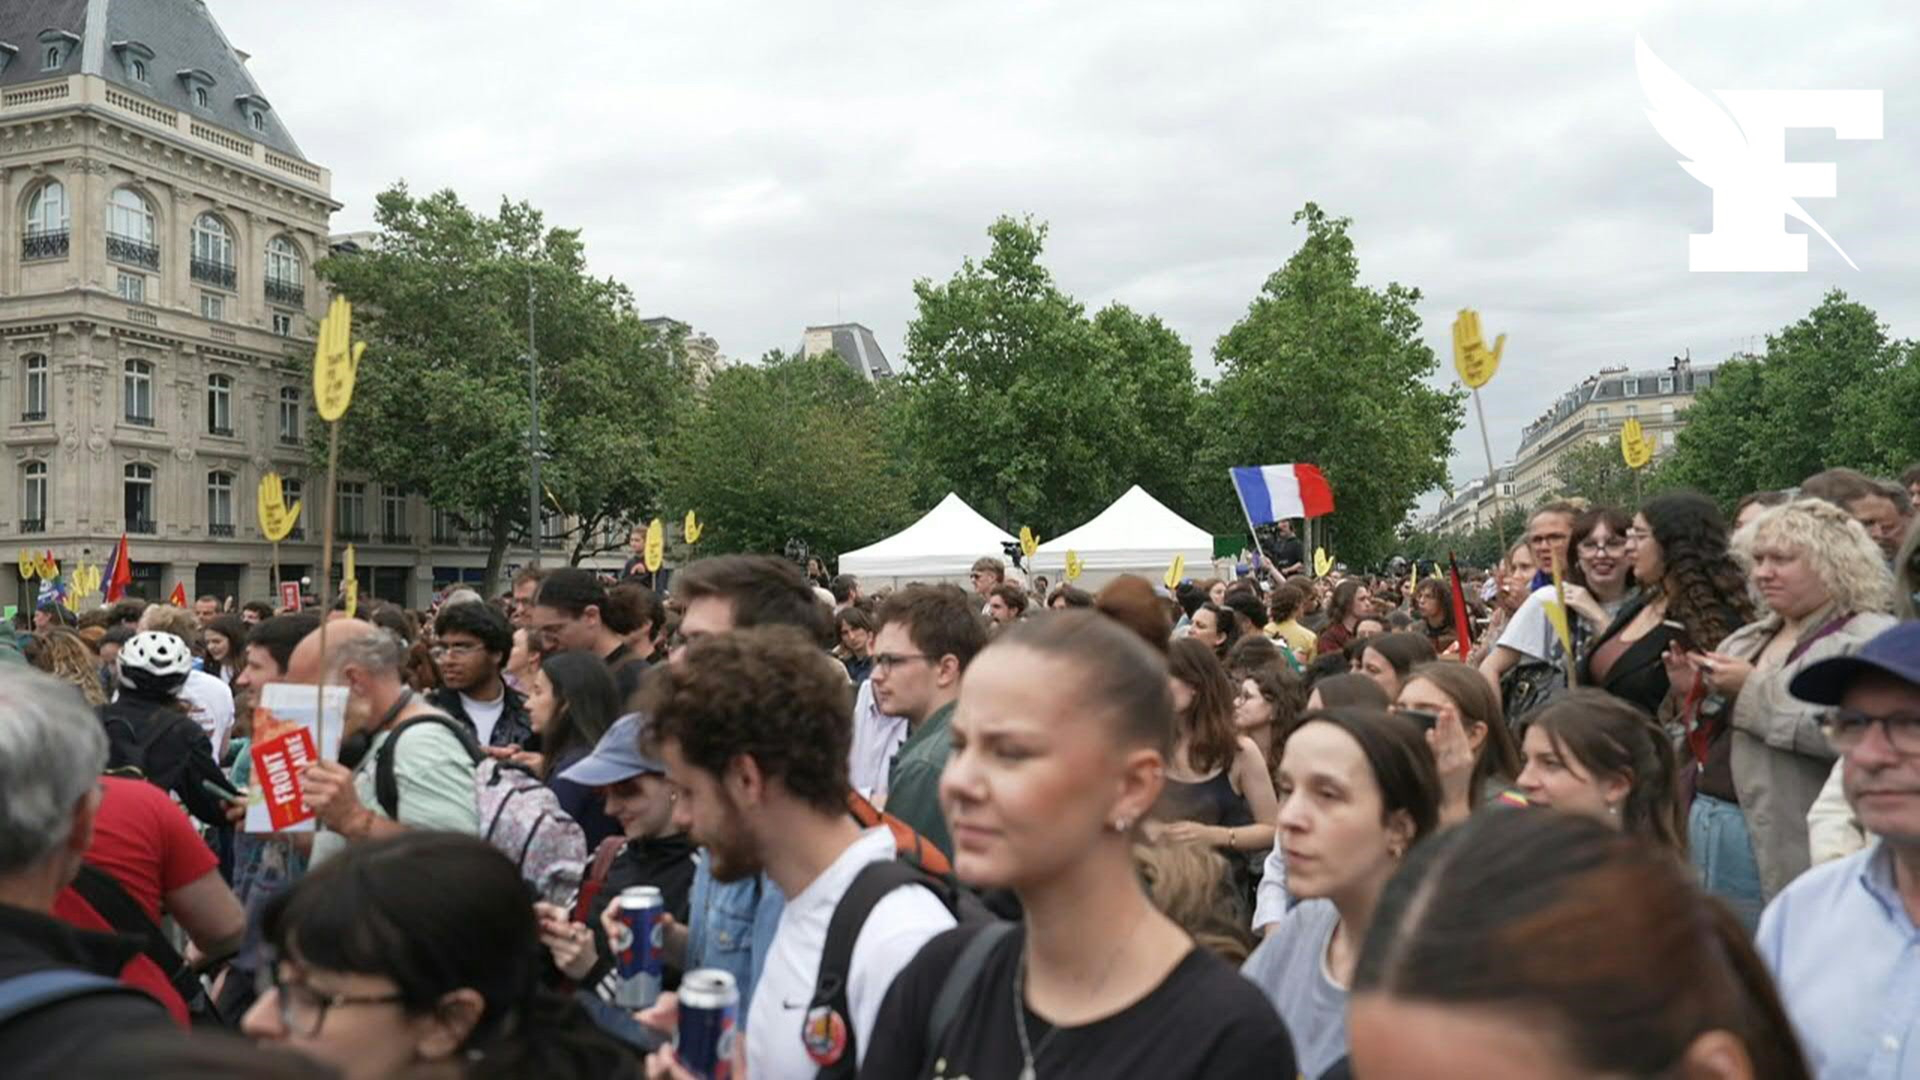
0, 0, 307, 160
805, 323, 894, 380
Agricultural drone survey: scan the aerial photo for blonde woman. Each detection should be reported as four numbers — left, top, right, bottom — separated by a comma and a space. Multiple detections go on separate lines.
25, 626, 108, 706
1673, 498, 1895, 920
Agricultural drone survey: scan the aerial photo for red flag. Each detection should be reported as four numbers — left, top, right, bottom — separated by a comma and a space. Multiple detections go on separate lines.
1448, 552, 1473, 658
104, 534, 131, 602
168, 581, 188, 608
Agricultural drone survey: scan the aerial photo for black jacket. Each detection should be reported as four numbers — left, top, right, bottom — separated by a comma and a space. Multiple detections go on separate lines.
427, 683, 534, 750
584, 833, 697, 988
0, 903, 171, 1069
1580, 594, 1747, 717
97, 694, 230, 827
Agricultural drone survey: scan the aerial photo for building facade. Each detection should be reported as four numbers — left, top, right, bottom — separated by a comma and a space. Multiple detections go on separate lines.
1428, 466, 1515, 536
1507, 357, 1720, 505
801, 322, 893, 381
0, 0, 574, 612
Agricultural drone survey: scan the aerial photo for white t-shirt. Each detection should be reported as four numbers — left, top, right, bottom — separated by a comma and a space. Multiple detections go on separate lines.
177, 668, 235, 759
847, 680, 908, 802
1495, 586, 1563, 663
746, 827, 956, 1078
460, 691, 507, 747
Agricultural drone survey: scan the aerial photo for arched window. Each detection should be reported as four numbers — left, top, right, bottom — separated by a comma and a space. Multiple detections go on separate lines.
194, 86, 209, 109
123, 359, 153, 424
266, 236, 304, 306
191, 213, 235, 288
22, 355, 48, 421
21, 462, 47, 532
207, 373, 233, 435
106, 189, 158, 269
277, 386, 302, 444
250, 110, 266, 133
124, 463, 156, 533
130, 58, 148, 83
43, 46, 60, 70
24, 182, 67, 235
207, 471, 234, 534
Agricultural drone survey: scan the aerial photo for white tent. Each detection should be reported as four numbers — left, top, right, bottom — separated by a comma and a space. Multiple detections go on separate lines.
1033, 485, 1216, 586
837, 493, 1016, 588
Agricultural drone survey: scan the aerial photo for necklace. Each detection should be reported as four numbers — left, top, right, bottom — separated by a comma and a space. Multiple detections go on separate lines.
1012, 907, 1147, 1080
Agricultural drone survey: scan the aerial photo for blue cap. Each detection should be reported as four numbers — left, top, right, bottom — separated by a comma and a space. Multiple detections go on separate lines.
1789, 622, 1920, 706
558, 713, 667, 786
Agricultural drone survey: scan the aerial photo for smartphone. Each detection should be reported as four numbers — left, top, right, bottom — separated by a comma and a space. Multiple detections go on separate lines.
1398, 708, 1440, 732
1661, 619, 1695, 653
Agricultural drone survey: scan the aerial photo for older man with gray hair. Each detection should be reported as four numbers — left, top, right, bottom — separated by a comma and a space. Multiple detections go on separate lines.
0, 668, 173, 1061
300, 622, 479, 865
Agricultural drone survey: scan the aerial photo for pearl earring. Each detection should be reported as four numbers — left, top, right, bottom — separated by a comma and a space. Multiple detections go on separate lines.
1112, 817, 1132, 833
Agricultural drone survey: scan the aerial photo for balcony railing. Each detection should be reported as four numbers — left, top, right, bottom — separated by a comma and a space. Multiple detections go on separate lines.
190, 257, 236, 289
22, 229, 68, 261
124, 413, 154, 427
209, 523, 235, 538
266, 278, 304, 306
106, 234, 160, 270
338, 528, 368, 541
287, 526, 305, 541
127, 517, 156, 535
19, 518, 45, 534
21, 410, 46, 423
381, 531, 413, 545
208, 424, 234, 438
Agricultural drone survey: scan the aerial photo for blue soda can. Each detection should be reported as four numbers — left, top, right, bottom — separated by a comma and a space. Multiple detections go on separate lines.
676, 968, 740, 1080
611, 886, 664, 1008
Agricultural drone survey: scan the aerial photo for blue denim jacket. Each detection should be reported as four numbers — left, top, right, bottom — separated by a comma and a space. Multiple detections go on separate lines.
685, 855, 784, 1015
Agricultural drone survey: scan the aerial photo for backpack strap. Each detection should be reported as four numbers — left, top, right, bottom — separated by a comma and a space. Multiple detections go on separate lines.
574, 835, 628, 923
807, 859, 939, 1078
919, 922, 1016, 1076
68, 863, 219, 1015
372, 711, 482, 820
0, 969, 152, 1027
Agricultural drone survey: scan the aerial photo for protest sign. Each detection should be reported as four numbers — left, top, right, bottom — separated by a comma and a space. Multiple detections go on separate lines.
245, 683, 347, 833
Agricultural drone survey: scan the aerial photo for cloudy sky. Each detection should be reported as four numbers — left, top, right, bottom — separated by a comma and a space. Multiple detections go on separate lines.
219, 1, 1918, 500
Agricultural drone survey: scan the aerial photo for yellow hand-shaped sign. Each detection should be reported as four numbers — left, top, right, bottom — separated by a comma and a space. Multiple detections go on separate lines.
1620, 418, 1653, 470
38, 552, 57, 581
72, 563, 101, 599
644, 518, 665, 573
313, 296, 367, 422
1064, 550, 1084, 582
1163, 554, 1186, 591
258, 472, 303, 543
17, 549, 35, 579
1018, 527, 1039, 560
1451, 309, 1505, 389
343, 544, 359, 618
1544, 558, 1574, 657
683, 511, 703, 546
1313, 548, 1333, 577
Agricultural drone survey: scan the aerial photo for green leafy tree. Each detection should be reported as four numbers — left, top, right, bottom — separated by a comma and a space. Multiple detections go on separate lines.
315, 185, 688, 593
1202, 204, 1464, 566
662, 351, 913, 558
896, 217, 1199, 533
1552, 439, 1660, 511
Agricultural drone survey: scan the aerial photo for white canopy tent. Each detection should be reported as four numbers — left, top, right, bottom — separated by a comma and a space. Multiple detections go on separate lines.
837, 493, 1016, 588
1033, 485, 1218, 587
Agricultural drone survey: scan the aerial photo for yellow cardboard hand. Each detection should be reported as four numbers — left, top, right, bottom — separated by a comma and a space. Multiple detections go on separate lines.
17, 549, 34, 580
644, 518, 665, 573
1163, 554, 1186, 591
683, 511, 703, 546
1019, 526, 1038, 561
313, 296, 366, 422
1545, 558, 1574, 657
1620, 418, 1653, 470
343, 544, 359, 619
258, 472, 302, 543
1064, 550, 1084, 582
1313, 548, 1333, 577
1451, 309, 1505, 389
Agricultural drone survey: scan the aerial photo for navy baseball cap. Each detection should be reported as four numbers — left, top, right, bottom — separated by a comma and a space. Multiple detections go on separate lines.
558, 713, 667, 786
1789, 622, 1920, 706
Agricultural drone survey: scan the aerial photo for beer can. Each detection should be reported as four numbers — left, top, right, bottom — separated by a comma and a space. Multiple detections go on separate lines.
676, 968, 739, 1080
610, 886, 665, 1009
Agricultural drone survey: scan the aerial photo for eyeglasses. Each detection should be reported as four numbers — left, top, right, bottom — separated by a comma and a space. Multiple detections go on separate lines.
1577, 538, 1627, 555
440, 642, 487, 657
257, 964, 406, 1037
1625, 528, 1652, 542
871, 652, 930, 673
1822, 709, 1920, 755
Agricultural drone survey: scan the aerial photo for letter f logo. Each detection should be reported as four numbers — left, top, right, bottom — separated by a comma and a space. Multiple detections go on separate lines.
1638, 36, 1882, 272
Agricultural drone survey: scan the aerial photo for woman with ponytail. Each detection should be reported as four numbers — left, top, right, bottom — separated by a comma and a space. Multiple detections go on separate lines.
243, 832, 640, 1079
1349, 809, 1810, 1079
1514, 690, 1686, 854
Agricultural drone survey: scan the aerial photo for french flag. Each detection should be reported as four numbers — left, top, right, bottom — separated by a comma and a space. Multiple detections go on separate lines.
1229, 464, 1335, 525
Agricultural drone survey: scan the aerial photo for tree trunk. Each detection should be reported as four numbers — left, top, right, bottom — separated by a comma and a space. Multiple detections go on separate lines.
482, 508, 512, 598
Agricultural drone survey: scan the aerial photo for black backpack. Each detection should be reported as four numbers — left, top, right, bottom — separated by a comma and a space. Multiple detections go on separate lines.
804, 859, 999, 1078
101, 705, 199, 790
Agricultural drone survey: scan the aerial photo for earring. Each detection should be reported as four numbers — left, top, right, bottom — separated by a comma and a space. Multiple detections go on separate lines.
1111, 816, 1132, 833
1607, 803, 1620, 816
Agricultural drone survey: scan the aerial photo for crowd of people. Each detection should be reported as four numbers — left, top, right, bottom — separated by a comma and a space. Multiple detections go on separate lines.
1, 462, 1917, 1078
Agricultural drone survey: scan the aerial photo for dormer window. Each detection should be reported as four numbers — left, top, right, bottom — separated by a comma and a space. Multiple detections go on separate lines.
178, 68, 217, 110
112, 41, 154, 83
43, 45, 59, 69
196, 86, 210, 108
37, 29, 77, 71
236, 93, 274, 134
131, 59, 147, 82
250, 110, 265, 132
0, 42, 15, 76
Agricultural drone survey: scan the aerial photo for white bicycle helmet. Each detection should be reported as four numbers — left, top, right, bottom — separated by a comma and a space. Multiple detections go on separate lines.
117, 630, 193, 696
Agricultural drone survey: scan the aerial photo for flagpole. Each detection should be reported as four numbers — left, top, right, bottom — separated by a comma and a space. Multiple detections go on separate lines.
1471, 387, 1511, 562
315, 421, 340, 721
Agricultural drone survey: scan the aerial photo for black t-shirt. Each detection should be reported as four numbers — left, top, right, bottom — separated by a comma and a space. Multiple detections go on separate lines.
860, 924, 1297, 1079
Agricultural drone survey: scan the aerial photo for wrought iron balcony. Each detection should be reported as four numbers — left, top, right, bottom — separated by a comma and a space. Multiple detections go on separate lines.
124, 412, 154, 427
191, 257, 236, 289
22, 229, 68, 261
337, 528, 368, 542
287, 526, 305, 541
19, 518, 45, 534
209, 523, 235, 538
21, 410, 46, 423
106, 234, 160, 270
127, 517, 157, 535
208, 424, 234, 438
266, 277, 304, 306
381, 531, 413, 545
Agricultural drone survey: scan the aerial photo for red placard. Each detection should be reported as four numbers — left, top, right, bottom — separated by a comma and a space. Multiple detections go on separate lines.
280, 580, 302, 612
250, 726, 319, 831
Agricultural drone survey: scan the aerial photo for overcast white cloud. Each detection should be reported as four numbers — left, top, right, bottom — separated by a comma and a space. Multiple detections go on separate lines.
217, 0, 1920, 501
